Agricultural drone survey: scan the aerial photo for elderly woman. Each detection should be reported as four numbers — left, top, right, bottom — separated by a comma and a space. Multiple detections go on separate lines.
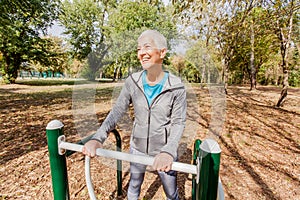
83, 30, 186, 200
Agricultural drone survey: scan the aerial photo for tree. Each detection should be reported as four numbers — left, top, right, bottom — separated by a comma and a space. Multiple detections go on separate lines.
267, 0, 300, 107
172, 0, 248, 91
68, 58, 85, 78
185, 40, 222, 86
30, 36, 69, 77
224, 8, 278, 88
181, 62, 201, 83
0, 0, 60, 83
60, 0, 113, 60
170, 55, 185, 76
172, 1, 284, 92
59, 0, 114, 80
247, 8, 279, 89
107, 0, 177, 79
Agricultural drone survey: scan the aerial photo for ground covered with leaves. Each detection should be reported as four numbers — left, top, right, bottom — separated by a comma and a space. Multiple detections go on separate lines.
0, 79, 299, 200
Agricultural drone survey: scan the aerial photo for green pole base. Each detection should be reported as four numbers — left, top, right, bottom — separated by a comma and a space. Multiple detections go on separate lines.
46, 120, 70, 200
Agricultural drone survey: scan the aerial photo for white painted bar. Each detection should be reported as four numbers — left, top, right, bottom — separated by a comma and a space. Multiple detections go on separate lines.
59, 141, 197, 175
85, 156, 97, 200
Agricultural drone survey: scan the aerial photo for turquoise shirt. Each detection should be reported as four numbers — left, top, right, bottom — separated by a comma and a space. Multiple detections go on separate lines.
142, 71, 168, 105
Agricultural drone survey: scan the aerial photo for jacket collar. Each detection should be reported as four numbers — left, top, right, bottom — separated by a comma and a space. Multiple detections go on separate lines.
130, 70, 184, 91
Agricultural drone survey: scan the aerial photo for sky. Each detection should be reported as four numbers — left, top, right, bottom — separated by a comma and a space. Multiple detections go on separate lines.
48, 21, 64, 37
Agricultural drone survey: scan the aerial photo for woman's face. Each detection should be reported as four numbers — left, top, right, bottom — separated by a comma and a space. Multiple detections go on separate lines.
137, 36, 166, 70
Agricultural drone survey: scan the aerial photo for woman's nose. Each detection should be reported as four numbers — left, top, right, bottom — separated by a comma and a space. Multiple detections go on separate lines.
138, 50, 146, 58
139, 48, 146, 54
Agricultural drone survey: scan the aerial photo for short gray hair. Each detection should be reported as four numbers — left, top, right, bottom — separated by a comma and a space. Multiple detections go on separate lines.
138, 30, 167, 49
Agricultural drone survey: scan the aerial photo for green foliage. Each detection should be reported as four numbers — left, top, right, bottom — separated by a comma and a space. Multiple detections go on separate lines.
67, 58, 85, 78
185, 40, 222, 84
59, 0, 110, 60
106, 0, 177, 77
59, 0, 116, 80
220, 7, 278, 85
288, 42, 300, 87
81, 64, 96, 81
288, 45, 300, 87
181, 62, 201, 83
30, 36, 69, 76
109, 0, 173, 33
289, 68, 300, 87
1, 0, 298, 86
83, 52, 104, 81
0, 0, 60, 83
171, 0, 300, 89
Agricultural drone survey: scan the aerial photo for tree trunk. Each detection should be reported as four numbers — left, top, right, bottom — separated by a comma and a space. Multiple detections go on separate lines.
200, 64, 206, 88
207, 67, 211, 85
250, 19, 256, 90
276, 69, 288, 107
223, 57, 229, 94
2, 54, 20, 84
276, 10, 294, 107
113, 67, 117, 82
118, 67, 123, 80
2, 70, 17, 84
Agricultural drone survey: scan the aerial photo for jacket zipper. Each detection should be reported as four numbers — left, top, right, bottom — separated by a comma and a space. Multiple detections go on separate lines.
146, 110, 151, 154
131, 77, 151, 154
146, 90, 170, 154
138, 87, 172, 154
165, 128, 168, 144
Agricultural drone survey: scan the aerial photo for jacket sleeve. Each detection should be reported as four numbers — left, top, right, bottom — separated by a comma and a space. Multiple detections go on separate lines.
161, 86, 187, 158
92, 78, 132, 143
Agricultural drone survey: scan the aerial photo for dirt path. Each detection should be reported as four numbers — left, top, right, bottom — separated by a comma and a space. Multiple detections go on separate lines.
0, 82, 299, 199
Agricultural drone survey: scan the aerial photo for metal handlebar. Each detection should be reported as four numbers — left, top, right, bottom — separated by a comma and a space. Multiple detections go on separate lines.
58, 135, 198, 175
57, 135, 225, 200
57, 135, 199, 199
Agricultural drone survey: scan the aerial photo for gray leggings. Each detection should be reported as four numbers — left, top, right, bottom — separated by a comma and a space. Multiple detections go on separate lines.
127, 148, 179, 200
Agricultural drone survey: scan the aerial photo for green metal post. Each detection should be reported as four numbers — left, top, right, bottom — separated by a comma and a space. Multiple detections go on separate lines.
195, 138, 221, 200
46, 120, 70, 200
111, 129, 123, 196
192, 139, 202, 200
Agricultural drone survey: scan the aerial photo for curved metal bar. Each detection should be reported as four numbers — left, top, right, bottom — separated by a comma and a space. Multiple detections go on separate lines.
63, 129, 123, 196
85, 156, 97, 200
217, 178, 225, 200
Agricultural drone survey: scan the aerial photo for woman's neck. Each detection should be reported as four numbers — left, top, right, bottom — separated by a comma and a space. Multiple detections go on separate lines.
146, 69, 164, 86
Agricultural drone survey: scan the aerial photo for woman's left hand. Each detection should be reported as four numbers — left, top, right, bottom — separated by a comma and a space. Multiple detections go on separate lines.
152, 152, 173, 172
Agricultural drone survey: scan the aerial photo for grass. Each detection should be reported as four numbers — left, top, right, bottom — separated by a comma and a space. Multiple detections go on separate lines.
0, 77, 115, 86
16, 78, 92, 86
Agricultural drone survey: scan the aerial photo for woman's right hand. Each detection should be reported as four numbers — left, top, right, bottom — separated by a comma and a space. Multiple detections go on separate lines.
82, 140, 103, 158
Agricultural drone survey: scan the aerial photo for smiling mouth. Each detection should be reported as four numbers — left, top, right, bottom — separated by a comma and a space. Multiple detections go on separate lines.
142, 58, 150, 63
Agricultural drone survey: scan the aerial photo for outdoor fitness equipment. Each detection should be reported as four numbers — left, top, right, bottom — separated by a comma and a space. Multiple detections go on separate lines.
46, 120, 224, 200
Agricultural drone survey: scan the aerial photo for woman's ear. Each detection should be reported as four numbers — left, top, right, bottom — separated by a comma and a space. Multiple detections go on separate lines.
160, 48, 167, 59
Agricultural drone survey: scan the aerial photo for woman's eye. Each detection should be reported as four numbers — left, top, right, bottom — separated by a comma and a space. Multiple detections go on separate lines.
137, 45, 153, 52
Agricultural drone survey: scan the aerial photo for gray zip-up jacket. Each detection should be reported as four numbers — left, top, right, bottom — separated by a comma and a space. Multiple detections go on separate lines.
92, 70, 186, 158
